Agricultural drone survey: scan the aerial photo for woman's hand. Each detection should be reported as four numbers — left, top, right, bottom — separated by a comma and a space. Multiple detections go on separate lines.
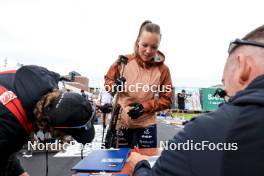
127, 103, 144, 119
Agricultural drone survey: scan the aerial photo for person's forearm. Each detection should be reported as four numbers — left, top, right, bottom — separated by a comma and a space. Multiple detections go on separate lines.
142, 95, 171, 113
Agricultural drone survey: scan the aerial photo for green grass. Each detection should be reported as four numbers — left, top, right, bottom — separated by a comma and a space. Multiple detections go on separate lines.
171, 113, 200, 120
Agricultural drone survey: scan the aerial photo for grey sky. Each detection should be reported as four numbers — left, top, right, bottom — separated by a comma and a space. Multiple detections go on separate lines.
0, 0, 263, 87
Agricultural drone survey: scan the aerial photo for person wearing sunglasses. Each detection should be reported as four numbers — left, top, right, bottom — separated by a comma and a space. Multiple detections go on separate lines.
0, 65, 95, 176
128, 25, 264, 176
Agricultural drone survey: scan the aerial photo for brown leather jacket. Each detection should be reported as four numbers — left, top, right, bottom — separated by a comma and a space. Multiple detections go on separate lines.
104, 51, 172, 128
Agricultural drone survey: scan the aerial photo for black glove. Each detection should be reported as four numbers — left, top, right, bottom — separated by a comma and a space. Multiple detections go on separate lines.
99, 103, 112, 113
127, 103, 144, 119
113, 77, 126, 92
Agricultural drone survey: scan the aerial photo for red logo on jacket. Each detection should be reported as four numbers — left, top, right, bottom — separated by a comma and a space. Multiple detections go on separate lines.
0, 91, 17, 105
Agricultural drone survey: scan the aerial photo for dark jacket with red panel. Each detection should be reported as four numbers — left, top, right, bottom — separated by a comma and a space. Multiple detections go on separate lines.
0, 65, 60, 175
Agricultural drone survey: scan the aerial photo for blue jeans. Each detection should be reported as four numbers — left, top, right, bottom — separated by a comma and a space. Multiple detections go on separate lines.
117, 125, 157, 148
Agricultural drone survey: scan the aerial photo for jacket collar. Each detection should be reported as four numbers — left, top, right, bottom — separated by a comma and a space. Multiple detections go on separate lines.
134, 50, 165, 69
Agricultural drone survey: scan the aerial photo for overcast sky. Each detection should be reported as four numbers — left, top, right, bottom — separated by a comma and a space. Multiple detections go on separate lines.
0, 0, 263, 88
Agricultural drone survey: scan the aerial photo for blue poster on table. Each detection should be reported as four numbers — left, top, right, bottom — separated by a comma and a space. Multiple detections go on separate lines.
72, 148, 131, 172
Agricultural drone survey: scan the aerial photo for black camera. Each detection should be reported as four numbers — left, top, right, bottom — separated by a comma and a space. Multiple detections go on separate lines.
213, 88, 227, 98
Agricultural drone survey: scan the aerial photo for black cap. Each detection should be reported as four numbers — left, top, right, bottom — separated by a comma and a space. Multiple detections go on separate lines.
14, 65, 60, 117
46, 92, 95, 144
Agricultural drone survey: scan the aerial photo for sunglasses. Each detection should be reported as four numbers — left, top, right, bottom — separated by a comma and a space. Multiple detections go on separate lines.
228, 38, 264, 54
53, 118, 93, 130
53, 100, 97, 130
